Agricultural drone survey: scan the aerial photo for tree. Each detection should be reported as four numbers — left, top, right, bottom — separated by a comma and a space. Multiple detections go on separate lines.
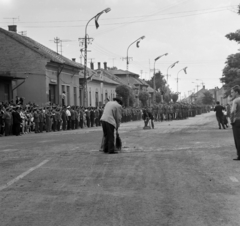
129, 90, 136, 107
155, 92, 162, 103
115, 85, 130, 106
138, 91, 149, 107
171, 93, 178, 103
202, 91, 214, 105
164, 94, 171, 103
222, 5, 240, 96
221, 53, 240, 96
146, 71, 167, 93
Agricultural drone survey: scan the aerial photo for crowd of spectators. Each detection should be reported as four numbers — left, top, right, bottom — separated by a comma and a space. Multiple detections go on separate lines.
0, 97, 142, 137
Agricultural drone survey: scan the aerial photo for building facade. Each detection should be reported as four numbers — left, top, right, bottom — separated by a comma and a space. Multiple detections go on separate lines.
0, 26, 83, 106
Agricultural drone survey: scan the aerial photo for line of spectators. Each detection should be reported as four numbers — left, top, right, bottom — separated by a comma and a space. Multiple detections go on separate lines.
0, 101, 142, 137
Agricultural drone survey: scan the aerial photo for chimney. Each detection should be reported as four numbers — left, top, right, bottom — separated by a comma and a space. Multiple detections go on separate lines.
203, 85, 205, 89
8, 25, 17, 32
72, 58, 76, 62
104, 62, 107, 70
98, 62, 101, 69
90, 62, 94, 70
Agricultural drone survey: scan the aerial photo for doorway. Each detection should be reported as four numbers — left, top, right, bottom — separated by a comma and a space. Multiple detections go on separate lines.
49, 84, 56, 104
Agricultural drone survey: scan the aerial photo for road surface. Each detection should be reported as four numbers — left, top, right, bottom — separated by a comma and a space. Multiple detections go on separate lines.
1, 112, 240, 226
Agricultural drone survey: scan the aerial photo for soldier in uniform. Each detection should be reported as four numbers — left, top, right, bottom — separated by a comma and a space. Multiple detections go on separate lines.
39, 108, 43, 133
90, 107, 95, 127
95, 108, 99, 127
61, 106, 67, 131
33, 108, 40, 133
55, 108, 61, 131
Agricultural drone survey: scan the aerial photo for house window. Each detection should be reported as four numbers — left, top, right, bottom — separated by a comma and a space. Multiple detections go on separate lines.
79, 89, 82, 106
89, 91, 92, 107
67, 86, 70, 106
95, 91, 98, 107
74, 87, 77, 106
49, 84, 56, 104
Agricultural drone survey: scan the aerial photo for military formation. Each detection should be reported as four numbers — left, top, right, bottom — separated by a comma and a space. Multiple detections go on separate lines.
0, 100, 211, 137
148, 102, 211, 122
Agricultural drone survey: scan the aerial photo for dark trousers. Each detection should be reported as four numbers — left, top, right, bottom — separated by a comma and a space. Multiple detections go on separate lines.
5, 121, 10, 136
233, 120, 240, 158
14, 123, 21, 136
86, 117, 90, 128
39, 122, 43, 132
35, 122, 39, 133
62, 119, 66, 130
71, 120, 75, 129
79, 119, 83, 128
67, 117, 71, 130
52, 120, 56, 132
90, 117, 94, 127
101, 121, 115, 153
216, 115, 225, 129
95, 118, 99, 127
56, 120, 60, 131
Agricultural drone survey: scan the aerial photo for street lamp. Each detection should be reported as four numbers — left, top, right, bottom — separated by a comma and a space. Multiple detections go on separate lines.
176, 66, 187, 93
153, 53, 168, 103
126, 36, 145, 85
82, 8, 111, 107
166, 61, 179, 82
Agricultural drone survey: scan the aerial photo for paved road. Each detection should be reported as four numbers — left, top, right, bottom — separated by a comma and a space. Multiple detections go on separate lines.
1, 112, 240, 226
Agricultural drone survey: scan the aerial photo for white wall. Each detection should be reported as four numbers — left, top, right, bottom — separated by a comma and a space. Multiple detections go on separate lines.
87, 80, 118, 107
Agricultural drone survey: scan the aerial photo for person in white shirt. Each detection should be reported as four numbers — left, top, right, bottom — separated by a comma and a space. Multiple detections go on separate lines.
66, 106, 71, 130
100, 96, 123, 154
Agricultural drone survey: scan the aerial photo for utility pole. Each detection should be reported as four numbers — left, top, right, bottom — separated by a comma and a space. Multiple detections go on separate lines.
49, 37, 61, 54
78, 36, 94, 107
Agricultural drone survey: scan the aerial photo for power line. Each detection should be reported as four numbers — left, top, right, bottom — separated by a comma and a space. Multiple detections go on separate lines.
4, 6, 234, 29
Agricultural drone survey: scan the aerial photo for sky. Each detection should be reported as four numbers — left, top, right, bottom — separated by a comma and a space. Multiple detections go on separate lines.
1, 0, 240, 98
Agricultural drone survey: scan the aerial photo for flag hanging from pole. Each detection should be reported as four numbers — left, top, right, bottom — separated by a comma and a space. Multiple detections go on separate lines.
95, 14, 101, 29
183, 67, 187, 74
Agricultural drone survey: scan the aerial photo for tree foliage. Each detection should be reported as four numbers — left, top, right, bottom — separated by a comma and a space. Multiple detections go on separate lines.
222, 9, 240, 96
164, 94, 171, 103
202, 91, 214, 105
138, 91, 149, 107
146, 71, 167, 93
171, 93, 178, 103
115, 85, 130, 106
129, 90, 136, 107
221, 53, 240, 96
155, 92, 162, 104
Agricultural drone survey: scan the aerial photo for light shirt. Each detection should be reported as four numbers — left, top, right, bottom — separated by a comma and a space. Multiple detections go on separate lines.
100, 101, 122, 129
66, 109, 71, 117
231, 96, 240, 123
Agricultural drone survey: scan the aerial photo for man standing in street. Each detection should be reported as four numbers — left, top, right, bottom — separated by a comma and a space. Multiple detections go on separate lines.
100, 96, 123, 154
230, 85, 240, 160
214, 101, 226, 129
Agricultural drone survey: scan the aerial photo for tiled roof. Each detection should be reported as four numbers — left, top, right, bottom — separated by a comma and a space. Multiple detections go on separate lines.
139, 79, 149, 86
109, 69, 139, 76
80, 69, 120, 85
101, 69, 126, 85
147, 86, 154, 93
0, 27, 83, 69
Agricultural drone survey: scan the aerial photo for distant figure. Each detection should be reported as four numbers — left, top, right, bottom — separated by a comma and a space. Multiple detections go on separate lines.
62, 91, 66, 106
214, 101, 225, 129
230, 85, 240, 160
